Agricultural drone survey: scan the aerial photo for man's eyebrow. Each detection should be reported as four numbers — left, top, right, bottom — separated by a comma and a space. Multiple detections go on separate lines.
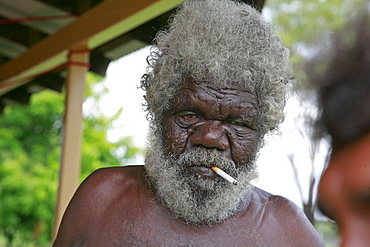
228, 114, 256, 123
170, 102, 201, 116
235, 108, 258, 120
232, 105, 258, 115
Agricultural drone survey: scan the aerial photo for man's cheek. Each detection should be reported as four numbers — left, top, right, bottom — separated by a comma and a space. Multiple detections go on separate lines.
172, 134, 187, 155
230, 137, 256, 164
164, 127, 188, 156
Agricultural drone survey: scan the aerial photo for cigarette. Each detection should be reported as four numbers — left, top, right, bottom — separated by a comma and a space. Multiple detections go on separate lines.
211, 166, 238, 186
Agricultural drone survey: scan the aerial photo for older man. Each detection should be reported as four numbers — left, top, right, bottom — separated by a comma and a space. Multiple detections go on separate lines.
53, 0, 324, 246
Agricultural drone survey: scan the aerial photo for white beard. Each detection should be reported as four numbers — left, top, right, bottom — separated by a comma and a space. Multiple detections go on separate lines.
144, 127, 259, 225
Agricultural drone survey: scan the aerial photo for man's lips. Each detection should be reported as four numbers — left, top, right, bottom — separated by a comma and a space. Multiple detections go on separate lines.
188, 166, 218, 178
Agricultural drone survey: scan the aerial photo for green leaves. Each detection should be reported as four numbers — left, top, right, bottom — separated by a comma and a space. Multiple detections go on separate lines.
0, 72, 144, 246
265, 0, 365, 86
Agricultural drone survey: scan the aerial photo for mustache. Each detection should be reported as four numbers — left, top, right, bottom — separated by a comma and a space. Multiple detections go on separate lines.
176, 148, 237, 175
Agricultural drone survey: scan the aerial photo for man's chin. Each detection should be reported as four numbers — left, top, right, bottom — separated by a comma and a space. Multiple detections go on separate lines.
146, 163, 255, 225
144, 133, 258, 225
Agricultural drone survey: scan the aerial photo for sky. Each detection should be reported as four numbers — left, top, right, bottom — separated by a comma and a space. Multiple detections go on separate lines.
94, 46, 329, 209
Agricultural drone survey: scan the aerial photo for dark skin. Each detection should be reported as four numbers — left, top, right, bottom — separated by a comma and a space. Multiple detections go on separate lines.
162, 82, 258, 178
318, 132, 370, 247
53, 81, 325, 246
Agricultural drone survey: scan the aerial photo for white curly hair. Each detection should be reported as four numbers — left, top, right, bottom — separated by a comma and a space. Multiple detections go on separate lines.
141, 0, 291, 137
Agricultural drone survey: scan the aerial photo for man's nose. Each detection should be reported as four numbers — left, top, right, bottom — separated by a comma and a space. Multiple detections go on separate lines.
190, 121, 229, 150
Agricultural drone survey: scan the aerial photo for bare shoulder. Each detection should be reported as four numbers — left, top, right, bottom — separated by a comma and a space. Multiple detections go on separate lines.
53, 165, 147, 246
78, 165, 145, 195
68, 165, 146, 210
251, 187, 325, 246
85, 165, 145, 185
251, 187, 308, 221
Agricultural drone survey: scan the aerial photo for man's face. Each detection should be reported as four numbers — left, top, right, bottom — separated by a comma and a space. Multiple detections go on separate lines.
162, 81, 259, 169
145, 81, 260, 224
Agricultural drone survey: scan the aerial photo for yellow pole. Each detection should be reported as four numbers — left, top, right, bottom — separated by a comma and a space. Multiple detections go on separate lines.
53, 41, 90, 240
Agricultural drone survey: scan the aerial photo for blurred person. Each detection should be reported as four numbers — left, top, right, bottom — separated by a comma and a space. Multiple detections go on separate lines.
53, 0, 324, 246
308, 5, 370, 247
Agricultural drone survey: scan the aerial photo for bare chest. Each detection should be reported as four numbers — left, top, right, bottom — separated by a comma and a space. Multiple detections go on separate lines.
77, 207, 276, 247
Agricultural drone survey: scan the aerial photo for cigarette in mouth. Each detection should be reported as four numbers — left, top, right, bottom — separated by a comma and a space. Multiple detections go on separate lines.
211, 166, 238, 186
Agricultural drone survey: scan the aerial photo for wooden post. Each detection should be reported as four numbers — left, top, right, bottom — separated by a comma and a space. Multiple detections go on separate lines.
53, 41, 90, 239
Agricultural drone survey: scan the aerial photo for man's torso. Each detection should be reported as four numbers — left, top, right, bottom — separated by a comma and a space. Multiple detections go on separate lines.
54, 166, 324, 247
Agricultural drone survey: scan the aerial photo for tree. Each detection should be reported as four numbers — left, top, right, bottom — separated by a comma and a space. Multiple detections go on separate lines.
265, 0, 365, 83
0, 72, 145, 246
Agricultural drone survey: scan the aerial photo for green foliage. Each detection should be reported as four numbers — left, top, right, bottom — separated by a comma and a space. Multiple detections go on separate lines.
266, 0, 364, 52
265, 0, 365, 86
315, 220, 340, 246
0, 72, 145, 246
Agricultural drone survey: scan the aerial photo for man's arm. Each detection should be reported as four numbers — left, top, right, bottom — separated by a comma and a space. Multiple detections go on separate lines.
53, 168, 112, 246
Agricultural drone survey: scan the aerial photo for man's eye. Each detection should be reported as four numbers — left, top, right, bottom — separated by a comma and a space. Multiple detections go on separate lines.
174, 112, 199, 127
230, 121, 246, 126
183, 114, 197, 121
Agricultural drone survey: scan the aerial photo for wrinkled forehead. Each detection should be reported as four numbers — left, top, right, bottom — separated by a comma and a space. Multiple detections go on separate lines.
177, 79, 255, 99
168, 81, 258, 117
